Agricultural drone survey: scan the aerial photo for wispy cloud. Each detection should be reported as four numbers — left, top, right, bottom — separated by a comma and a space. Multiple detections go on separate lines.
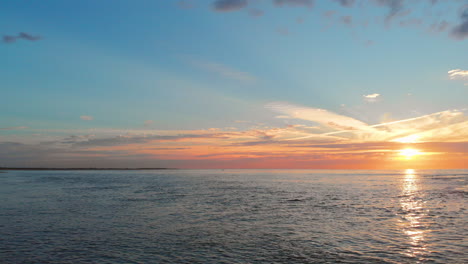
0, 126, 28, 131
192, 59, 257, 83
80, 115, 94, 121
399, 18, 423, 28
212, 0, 248, 12
266, 102, 468, 144
71, 134, 223, 147
448, 69, 468, 79
61, 135, 95, 144
450, 5, 468, 40
273, 0, 315, 8
429, 20, 449, 33
276, 27, 290, 36
363, 93, 381, 102
3, 32, 41, 43
371, 0, 407, 22
206, 0, 467, 42
267, 102, 371, 131
333, 0, 355, 8
323, 10, 336, 18
1, 105, 467, 168
448, 69, 468, 85
340, 15, 353, 26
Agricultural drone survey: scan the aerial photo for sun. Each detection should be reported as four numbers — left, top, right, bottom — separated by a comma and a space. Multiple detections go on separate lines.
399, 148, 421, 159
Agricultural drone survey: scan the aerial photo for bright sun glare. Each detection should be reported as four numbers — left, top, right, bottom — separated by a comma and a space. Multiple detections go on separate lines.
394, 135, 420, 144
399, 148, 421, 159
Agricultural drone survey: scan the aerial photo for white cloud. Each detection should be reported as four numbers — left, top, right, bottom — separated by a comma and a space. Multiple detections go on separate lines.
80, 115, 94, 121
267, 102, 371, 132
363, 93, 381, 102
448, 69, 468, 85
267, 102, 468, 143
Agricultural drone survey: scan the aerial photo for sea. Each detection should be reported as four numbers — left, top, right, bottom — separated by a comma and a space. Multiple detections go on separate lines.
0, 169, 466, 264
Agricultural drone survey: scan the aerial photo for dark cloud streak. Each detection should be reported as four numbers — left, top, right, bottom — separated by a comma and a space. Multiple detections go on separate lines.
334, 0, 356, 7
212, 0, 248, 12
72, 134, 229, 147
206, 0, 468, 42
341, 15, 353, 26
451, 5, 468, 40
371, 0, 406, 22
273, 0, 314, 8
2, 32, 41, 44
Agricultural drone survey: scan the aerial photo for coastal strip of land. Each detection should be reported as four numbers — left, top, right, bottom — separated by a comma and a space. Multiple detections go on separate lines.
0, 167, 175, 171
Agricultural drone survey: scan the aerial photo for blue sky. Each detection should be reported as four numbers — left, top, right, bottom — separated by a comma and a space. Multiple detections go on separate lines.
1, 0, 467, 168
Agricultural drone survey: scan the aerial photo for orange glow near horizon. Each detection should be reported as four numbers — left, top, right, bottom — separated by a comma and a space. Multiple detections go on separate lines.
23, 112, 466, 169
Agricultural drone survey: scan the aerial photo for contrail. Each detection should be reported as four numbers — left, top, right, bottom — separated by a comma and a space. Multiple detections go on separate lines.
286, 109, 464, 141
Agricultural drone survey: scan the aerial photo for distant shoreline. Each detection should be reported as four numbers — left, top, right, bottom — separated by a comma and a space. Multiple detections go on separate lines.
0, 168, 176, 171
1, 168, 467, 171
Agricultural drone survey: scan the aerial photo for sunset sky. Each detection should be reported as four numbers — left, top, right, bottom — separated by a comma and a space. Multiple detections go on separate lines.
1, 0, 467, 169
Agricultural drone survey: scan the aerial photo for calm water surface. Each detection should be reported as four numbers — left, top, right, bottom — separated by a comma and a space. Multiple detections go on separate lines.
0, 169, 466, 263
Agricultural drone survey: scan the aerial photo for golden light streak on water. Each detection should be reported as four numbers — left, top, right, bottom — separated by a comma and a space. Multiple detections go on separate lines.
399, 169, 429, 259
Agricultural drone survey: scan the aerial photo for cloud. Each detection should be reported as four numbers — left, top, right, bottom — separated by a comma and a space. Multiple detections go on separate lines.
266, 101, 468, 145
273, 0, 314, 8
429, 20, 449, 33
448, 69, 468, 85
399, 18, 423, 28
267, 102, 371, 132
0, 126, 28, 130
363, 93, 381, 102
2, 32, 41, 43
80, 115, 94, 121
276, 27, 290, 36
364, 40, 374, 46
1, 106, 467, 168
205, 0, 465, 42
212, 0, 248, 12
323, 10, 336, 18
71, 133, 228, 147
61, 135, 95, 144
333, 0, 355, 7
448, 69, 468, 79
450, 5, 468, 40
371, 0, 406, 22
340, 16, 353, 26
192, 59, 257, 83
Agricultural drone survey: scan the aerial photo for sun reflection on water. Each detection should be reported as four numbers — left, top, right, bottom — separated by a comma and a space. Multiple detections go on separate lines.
399, 169, 429, 259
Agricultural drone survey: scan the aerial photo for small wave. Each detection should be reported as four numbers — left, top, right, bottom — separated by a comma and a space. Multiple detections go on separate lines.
285, 198, 304, 202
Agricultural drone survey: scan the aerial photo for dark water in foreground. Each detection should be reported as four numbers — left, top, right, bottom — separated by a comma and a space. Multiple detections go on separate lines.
0, 169, 466, 263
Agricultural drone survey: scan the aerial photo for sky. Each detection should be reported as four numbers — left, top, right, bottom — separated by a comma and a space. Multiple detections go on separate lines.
1, 0, 467, 169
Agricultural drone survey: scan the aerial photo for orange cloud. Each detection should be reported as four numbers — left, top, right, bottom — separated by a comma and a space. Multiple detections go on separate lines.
2, 103, 467, 169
